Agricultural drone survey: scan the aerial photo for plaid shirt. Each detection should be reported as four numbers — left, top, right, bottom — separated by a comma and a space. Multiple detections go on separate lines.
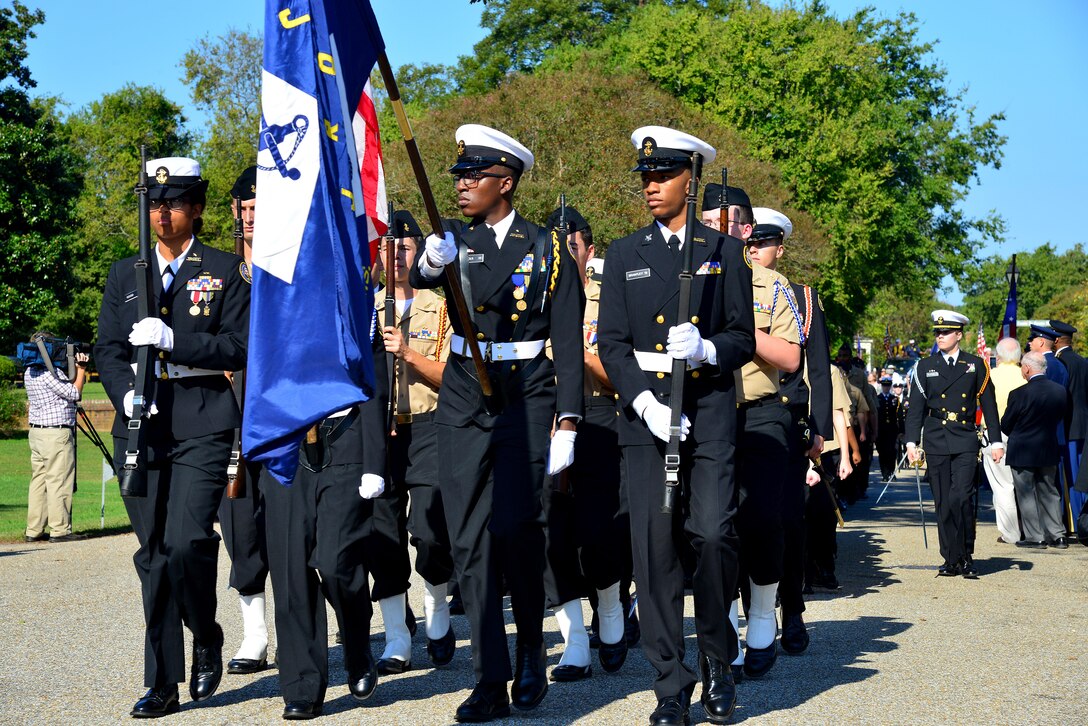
24, 365, 80, 427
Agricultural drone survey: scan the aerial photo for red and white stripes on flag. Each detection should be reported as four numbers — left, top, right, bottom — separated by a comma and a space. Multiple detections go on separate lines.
353, 78, 387, 262
976, 321, 987, 359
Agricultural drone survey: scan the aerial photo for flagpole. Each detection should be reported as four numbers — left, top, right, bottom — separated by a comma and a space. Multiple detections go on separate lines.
374, 52, 493, 400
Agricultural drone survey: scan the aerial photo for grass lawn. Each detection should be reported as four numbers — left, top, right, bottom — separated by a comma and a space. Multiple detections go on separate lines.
0, 430, 131, 542
8, 380, 109, 401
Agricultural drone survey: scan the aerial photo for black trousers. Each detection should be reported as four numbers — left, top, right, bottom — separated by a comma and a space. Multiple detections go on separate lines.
543, 400, 627, 607
735, 402, 792, 586
119, 431, 231, 687
807, 451, 841, 579
262, 462, 375, 704
624, 438, 739, 700
365, 491, 412, 601
218, 460, 268, 596
394, 419, 454, 587
779, 410, 810, 616
927, 450, 979, 566
876, 434, 898, 480
438, 416, 548, 684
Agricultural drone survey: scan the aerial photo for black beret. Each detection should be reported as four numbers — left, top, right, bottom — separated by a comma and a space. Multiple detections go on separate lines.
230, 166, 257, 200
701, 183, 751, 212
545, 205, 589, 232
1050, 320, 1077, 337
391, 210, 423, 239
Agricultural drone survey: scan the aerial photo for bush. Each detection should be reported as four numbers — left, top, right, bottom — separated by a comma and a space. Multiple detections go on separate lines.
0, 382, 26, 438
0, 356, 17, 382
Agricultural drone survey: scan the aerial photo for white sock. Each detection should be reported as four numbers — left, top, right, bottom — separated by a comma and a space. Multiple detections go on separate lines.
746, 581, 779, 650
233, 593, 268, 661
729, 598, 744, 665
378, 594, 412, 662
597, 582, 625, 646
423, 581, 450, 640
554, 599, 591, 668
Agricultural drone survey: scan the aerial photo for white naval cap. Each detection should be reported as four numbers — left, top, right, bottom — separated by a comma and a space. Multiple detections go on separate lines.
146, 156, 202, 179
751, 207, 793, 242
630, 125, 716, 172
931, 309, 969, 331
145, 157, 207, 199
450, 124, 534, 174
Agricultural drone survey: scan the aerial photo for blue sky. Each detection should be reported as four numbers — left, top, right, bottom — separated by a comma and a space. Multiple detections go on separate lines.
22, 1, 1087, 285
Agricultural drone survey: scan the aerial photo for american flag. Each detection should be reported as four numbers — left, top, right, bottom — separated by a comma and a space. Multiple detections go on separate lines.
883, 325, 892, 358
976, 321, 987, 359
354, 77, 388, 262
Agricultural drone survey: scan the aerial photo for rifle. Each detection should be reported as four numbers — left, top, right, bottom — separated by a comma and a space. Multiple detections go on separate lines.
554, 194, 571, 496
375, 53, 493, 407
662, 152, 703, 515
117, 145, 155, 498
718, 168, 729, 234
226, 196, 246, 499
384, 201, 397, 438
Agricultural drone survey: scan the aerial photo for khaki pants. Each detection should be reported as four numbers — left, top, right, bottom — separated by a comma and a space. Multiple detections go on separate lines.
26, 427, 76, 537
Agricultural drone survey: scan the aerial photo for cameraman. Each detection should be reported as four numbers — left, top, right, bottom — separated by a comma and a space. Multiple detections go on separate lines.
24, 331, 88, 543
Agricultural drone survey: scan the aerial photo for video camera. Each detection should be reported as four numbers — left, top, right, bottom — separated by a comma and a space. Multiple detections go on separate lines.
16, 337, 89, 378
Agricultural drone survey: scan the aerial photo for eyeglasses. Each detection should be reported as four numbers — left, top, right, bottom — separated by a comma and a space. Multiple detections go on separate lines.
149, 198, 190, 211
451, 171, 510, 189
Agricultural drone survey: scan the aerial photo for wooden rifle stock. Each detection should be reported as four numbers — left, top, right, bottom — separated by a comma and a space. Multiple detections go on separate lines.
662, 153, 703, 514
226, 197, 247, 499
375, 52, 492, 401
118, 145, 155, 498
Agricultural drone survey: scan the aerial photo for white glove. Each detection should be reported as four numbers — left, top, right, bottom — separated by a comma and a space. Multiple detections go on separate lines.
666, 323, 706, 363
358, 473, 386, 499
546, 429, 577, 476
634, 391, 690, 443
129, 317, 174, 351
122, 389, 158, 418
424, 231, 457, 268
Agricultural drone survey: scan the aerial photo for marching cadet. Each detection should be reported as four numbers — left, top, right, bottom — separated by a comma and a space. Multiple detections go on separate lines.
409, 125, 584, 722
743, 205, 833, 659
540, 205, 630, 682
374, 210, 457, 672
807, 364, 855, 590
876, 373, 903, 481
260, 327, 389, 718
218, 166, 270, 676
95, 157, 249, 717
599, 126, 754, 726
905, 310, 1002, 578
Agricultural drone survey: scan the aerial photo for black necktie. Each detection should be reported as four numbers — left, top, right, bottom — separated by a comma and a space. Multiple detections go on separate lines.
946, 356, 954, 368
667, 235, 680, 257
162, 266, 174, 292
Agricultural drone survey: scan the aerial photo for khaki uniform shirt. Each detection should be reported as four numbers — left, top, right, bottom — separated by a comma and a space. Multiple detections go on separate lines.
734, 264, 802, 403
823, 365, 853, 454
373, 287, 451, 416
582, 277, 610, 399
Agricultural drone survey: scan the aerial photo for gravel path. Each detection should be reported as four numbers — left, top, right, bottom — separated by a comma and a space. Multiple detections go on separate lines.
2, 467, 1085, 724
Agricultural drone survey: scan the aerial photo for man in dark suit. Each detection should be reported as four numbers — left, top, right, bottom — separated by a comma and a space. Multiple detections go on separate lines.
875, 375, 904, 481
409, 125, 584, 722
1051, 320, 1087, 531
905, 310, 1002, 579
1001, 351, 1070, 548
95, 157, 249, 716
599, 126, 755, 726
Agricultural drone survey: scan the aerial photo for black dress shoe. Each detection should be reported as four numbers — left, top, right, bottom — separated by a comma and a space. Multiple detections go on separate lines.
936, 561, 962, 577
649, 691, 691, 726
348, 662, 378, 701
550, 663, 592, 682
730, 664, 744, 683
960, 557, 979, 579
598, 638, 628, 673
1049, 537, 1070, 549
781, 613, 810, 655
227, 656, 267, 674
812, 572, 840, 589
510, 642, 548, 710
1015, 540, 1047, 549
189, 637, 223, 702
626, 610, 642, 647
282, 700, 322, 720
455, 681, 510, 722
427, 624, 457, 667
48, 532, 87, 542
24, 533, 47, 542
743, 640, 777, 679
699, 655, 737, 724
448, 584, 465, 615
131, 685, 179, 718
376, 656, 411, 675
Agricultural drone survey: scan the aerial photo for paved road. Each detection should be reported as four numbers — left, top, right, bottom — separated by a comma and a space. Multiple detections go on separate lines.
2, 467, 1085, 724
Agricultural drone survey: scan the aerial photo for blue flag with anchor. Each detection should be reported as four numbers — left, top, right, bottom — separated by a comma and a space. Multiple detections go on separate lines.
243, 0, 386, 484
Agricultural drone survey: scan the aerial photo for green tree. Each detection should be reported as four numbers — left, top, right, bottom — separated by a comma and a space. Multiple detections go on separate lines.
0, 2, 81, 350
181, 28, 262, 249
62, 84, 192, 341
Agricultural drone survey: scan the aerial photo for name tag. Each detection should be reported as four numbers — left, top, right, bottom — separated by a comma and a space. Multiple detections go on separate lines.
926, 369, 940, 378
467, 253, 485, 264
124, 290, 138, 303
626, 268, 651, 281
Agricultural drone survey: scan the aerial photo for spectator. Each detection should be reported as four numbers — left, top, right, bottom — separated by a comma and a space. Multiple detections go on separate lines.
1001, 351, 1070, 549
24, 332, 88, 543
983, 338, 1026, 544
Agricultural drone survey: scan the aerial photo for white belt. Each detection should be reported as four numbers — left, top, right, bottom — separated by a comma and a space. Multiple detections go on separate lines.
634, 351, 702, 373
131, 362, 224, 380
451, 334, 546, 362
327, 407, 353, 418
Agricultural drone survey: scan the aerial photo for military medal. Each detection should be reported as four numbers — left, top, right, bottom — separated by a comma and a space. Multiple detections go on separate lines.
513, 288, 524, 300
203, 291, 213, 316
516, 300, 527, 311
190, 290, 202, 316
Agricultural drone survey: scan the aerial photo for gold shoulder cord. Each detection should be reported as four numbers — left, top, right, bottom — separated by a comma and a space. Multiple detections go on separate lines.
435, 302, 449, 362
